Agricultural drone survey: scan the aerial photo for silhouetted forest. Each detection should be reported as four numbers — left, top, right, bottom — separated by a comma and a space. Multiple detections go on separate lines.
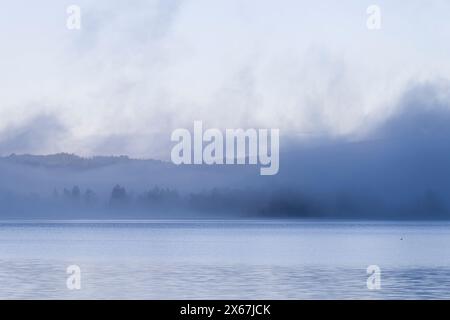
0, 182, 448, 220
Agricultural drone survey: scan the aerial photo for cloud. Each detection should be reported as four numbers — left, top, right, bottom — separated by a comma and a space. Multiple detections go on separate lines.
0, 114, 68, 155
269, 80, 450, 218
374, 80, 450, 140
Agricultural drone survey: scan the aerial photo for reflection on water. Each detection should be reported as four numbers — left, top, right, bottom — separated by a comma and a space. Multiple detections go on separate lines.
0, 220, 450, 299
1, 261, 450, 299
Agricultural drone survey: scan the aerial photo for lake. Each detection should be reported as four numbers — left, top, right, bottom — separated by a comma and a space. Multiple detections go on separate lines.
0, 220, 449, 299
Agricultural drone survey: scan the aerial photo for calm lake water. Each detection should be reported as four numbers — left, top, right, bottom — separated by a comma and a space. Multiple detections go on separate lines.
0, 220, 450, 299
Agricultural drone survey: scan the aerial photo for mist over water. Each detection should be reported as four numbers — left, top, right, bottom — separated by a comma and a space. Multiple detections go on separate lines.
1, 82, 450, 219
1, 0, 450, 302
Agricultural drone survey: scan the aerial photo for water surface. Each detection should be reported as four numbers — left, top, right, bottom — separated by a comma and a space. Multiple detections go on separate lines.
0, 220, 449, 299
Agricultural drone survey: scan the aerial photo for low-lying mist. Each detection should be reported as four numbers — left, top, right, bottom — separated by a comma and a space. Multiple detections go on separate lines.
1, 82, 450, 219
